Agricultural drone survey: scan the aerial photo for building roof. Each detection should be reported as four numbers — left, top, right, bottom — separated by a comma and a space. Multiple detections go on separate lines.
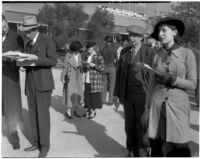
4, 10, 47, 26
114, 14, 146, 27
92, 5, 147, 34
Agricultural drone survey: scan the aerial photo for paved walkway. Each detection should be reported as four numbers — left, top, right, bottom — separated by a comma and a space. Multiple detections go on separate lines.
1, 69, 199, 157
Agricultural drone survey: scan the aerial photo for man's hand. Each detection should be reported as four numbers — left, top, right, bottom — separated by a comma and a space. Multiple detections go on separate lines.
88, 62, 96, 67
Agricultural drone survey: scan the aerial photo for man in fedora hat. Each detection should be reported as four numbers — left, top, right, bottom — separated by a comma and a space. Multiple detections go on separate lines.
19, 15, 57, 157
113, 25, 155, 157
2, 14, 24, 150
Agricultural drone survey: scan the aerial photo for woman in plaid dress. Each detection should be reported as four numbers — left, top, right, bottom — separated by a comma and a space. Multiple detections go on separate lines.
84, 42, 105, 119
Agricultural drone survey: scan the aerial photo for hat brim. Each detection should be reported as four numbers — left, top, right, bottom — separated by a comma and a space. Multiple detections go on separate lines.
86, 42, 96, 49
151, 18, 185, 41
19, 24, 41, 32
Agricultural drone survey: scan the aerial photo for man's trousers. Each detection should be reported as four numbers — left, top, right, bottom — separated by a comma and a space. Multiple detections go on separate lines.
26, 72, 52, 151
124, 92, 146, 156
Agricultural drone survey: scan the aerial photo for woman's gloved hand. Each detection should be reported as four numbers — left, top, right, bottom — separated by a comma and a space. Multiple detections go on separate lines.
155, 73, 177, 87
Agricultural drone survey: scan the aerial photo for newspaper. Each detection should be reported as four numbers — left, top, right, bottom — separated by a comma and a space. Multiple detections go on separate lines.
2, 51, 29, 59
3, 51, 36, 66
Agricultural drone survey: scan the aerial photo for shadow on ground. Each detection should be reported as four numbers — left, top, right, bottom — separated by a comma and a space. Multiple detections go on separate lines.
63, 118, 126, 157
51, 95, 126, 157
51, 95, 65, 115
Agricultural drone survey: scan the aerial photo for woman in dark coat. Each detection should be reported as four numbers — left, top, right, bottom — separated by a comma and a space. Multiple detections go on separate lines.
84, 42, 105, 119
2, 15, 24, 150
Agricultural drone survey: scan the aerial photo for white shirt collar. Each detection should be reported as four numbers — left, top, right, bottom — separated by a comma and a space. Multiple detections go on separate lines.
32, 32, 39, 44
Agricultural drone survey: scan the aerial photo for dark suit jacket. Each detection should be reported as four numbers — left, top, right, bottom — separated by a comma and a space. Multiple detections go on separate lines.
2, 29, 24, 124
113, 44, 155, 105
25, 33, 57, 93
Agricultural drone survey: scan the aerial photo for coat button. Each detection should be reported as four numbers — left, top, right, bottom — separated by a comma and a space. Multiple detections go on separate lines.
165, 97, 168, 100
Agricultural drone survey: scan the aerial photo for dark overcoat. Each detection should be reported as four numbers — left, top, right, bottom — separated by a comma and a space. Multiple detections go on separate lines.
2, 30, 24, 125
113, 44, 155, 105
25, 33, 57, 94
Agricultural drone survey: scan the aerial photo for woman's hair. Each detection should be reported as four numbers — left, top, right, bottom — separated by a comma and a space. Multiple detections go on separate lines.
69, 41, 82, 52
104, 35, 112, 43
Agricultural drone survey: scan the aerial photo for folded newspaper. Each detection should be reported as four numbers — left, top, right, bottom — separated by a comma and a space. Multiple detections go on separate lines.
136, 62, 159, 74
3, 51, 36, 66
2, 51, 29, 59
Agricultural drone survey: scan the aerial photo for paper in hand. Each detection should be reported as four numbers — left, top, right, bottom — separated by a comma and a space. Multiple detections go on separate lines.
2, 51, 29, 59
136, 62, 159, 74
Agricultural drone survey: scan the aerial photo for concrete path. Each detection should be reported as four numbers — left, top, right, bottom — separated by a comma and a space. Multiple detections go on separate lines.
1, 69, 199, 157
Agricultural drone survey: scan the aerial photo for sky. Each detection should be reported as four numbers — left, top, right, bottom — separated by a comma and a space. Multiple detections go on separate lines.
3, 2, 172, 17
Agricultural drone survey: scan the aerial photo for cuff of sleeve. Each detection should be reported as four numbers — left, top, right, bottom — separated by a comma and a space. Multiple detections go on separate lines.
172, 77, 180, 86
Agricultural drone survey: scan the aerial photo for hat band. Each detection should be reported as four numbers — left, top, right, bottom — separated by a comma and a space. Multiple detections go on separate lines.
22, 23, 38, 27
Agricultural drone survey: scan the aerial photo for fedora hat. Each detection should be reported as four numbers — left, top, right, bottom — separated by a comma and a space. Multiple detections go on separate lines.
151, 17, 185, 40
19, 16, 40, 31
127, 25, 147, 35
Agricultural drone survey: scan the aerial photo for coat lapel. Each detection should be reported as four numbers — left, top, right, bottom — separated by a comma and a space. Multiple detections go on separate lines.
68, 54, 77, 68
77, 53, 82, 66
31, 33, 43, 55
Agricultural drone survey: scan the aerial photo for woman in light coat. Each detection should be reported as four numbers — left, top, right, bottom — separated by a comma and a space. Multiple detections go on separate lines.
142, 17, 197, 156
61, 41, 84, 119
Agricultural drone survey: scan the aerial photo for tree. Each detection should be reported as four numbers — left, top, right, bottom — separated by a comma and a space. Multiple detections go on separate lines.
37, 3, 89, 49
87, 8, 114, 45
168, 2, 200, 49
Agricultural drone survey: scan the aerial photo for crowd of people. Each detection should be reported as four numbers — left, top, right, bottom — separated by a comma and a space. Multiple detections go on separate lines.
2, 13, 198, 158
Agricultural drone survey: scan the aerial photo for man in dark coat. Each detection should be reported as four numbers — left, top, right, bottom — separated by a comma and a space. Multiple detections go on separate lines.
100, 36, 117, 105
2, 15, 24, 150
18, 16, 57, 158
113, 25, 155, 157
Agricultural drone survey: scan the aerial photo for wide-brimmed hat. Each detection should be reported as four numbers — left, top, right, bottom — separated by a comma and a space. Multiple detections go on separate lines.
86, 41, 96, 49
151, 17, 185, 40
127, 25, 147, 35
19, 16, 41, 32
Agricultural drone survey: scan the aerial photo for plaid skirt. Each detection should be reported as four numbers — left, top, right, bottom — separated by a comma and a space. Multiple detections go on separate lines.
84, 83, 102, 110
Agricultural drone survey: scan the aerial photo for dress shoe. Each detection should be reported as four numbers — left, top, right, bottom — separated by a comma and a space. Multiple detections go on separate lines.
83, 111, 90, 118
24, 145, 38, 151
88, 111, 96, 119
12, 143, 20, 150
64, 112, 73, 119
38, 149, 48, 158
